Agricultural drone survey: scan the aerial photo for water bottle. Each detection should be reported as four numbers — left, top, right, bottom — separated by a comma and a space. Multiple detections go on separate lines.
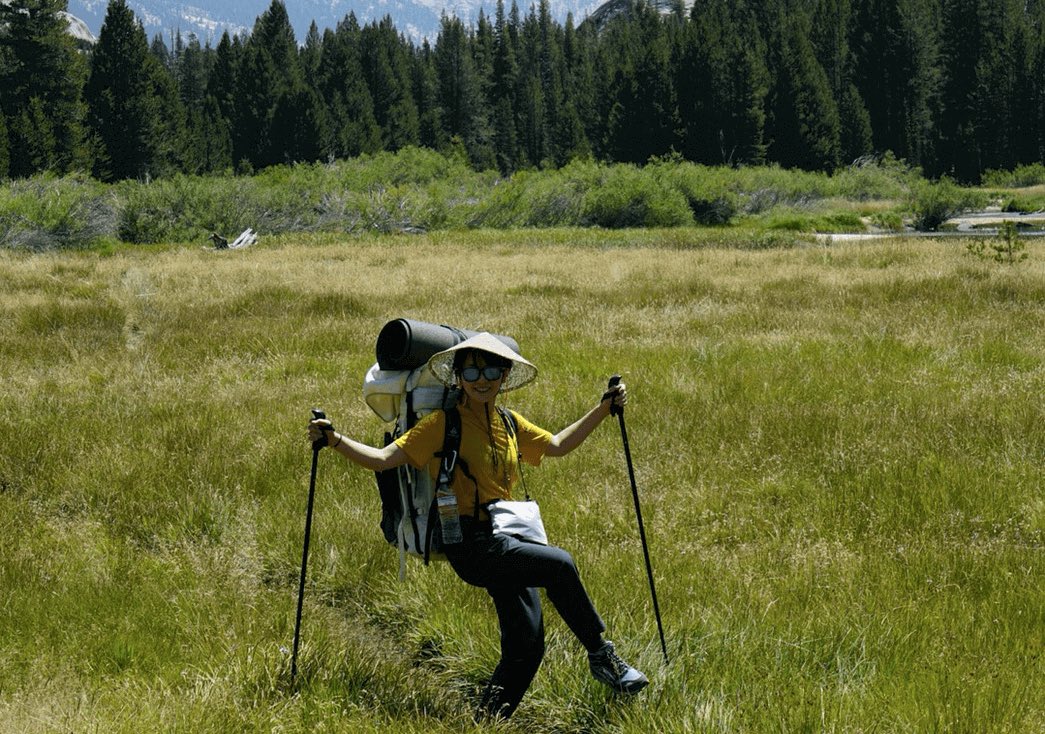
436, 487, 463, 544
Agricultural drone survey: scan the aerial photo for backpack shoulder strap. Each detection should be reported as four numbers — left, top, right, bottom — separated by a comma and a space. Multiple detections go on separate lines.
498, 406, 518, 440
423, 406, 464, 563
497, 407, 530, 501
439, 405, 461, 462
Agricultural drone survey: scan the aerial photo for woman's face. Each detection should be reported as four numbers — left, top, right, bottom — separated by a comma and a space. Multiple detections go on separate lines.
458, 351, 508, 405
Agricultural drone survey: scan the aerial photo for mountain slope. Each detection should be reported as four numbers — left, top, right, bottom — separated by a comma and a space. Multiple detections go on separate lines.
66, 0, 605, 44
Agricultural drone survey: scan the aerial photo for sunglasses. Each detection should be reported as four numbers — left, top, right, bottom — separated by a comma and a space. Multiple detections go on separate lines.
460, 365, 506, 382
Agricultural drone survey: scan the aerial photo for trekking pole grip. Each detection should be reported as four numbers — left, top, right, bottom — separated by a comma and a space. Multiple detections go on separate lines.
311, 408, 329, 451
606, 375, 623, 417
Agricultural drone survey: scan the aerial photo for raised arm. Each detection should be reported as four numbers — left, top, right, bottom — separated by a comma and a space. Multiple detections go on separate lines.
544, 381, 627, 458
308, 419, 410, 472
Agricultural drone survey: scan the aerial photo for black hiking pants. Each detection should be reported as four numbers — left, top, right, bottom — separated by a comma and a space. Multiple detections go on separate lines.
444, 520, 606, 720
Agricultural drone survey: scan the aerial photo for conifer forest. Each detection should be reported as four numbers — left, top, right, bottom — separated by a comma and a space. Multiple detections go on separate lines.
1, 0, 1044, 185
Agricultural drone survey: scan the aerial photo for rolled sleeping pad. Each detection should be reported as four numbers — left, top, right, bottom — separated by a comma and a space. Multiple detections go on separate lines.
376, 318, 521, 371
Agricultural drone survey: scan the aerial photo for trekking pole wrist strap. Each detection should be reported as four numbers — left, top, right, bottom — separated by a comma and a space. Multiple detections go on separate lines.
320, 425, 339, 448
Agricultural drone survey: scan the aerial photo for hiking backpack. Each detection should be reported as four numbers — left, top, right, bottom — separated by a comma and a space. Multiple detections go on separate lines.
362, 319, 521, 578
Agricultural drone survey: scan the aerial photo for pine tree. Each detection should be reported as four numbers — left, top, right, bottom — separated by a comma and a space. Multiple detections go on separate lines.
565, 16, 600, 161
359, 16, 419, 151
811, 0, 872, 163
0, 0, 89, 177
301, 21, 323, 80
939, 0, 983, 180
0, 109, 8, 178
516, 6, 549, 166
557, 14, 591, 163
316, 19, 381, 157
766, 10, 841, 170
176, 33, 210, 110
1008, 16, 1040, 165
9, 97, 56, 174
537, 0, 573, 166
413, 39, 446, 151
491, 0, 520, 172
603, 1, 678, 164
677, 0, 767, 166
271, 82, 329, 163
206, 32, 238, 127
970, 0, 1027, 174
1035, 22, 1045, 162
434, 15, 493, 168
851, 0, 941, 170
84, 0, 165, 181
473, 8, 496, 110
147, 50, 186, 177
183, 95, 232, 173
150, 33, 172, 69
233, 0, 303, 169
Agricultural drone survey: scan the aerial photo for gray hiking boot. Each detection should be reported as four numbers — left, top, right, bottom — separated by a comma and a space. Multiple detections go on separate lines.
588, 641, 649, 694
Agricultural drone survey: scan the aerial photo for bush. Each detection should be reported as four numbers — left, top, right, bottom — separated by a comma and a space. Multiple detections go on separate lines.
0, 174, 115, 250
833, 153, 917, 200
117, 174, 269, 243
869, 210, 905, 232
580, 164, 693, 228
982, 163, 1045, 188
908, 177, 986, 231
658, 162, 738, 225
467, 162, 597, 228
334, 146, 479, 189
733, 164, 834, 213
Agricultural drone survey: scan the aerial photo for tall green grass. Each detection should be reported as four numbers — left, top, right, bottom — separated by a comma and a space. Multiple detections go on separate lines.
1, 231, 1042, 732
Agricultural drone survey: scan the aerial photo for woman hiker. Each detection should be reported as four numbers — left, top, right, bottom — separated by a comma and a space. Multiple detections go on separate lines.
308, 332, 648, 719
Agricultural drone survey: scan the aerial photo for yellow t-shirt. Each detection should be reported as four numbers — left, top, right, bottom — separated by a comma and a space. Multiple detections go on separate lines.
394, 401, 553, 518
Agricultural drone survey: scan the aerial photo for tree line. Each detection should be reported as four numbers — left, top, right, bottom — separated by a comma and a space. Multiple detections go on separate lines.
1, 0, 1043, 184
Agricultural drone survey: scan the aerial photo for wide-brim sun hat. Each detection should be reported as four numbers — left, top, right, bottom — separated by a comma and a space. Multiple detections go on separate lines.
426, 332, 538, 393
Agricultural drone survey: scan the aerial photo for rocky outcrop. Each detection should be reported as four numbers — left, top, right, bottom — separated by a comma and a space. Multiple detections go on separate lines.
0, 2, 96, 44
61, 11, 96, 44
582, 0, 694, 33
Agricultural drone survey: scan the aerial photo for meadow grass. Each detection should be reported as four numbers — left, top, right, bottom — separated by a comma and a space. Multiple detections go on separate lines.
1, 230, 1042, 733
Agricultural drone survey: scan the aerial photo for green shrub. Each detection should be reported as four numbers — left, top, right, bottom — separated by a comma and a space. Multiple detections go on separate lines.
117, 174, 269, 243
817, 211, 865, 232
833, 153, 917, 200
982, 163, 1045, 188
467, 162, 597, 228
354, 185, 452, 233
908, 177, 986, 231
732, 164, 834, 213
580, 164, 693, 228
0, 174, 115, 250
1000, 195, 1043, 214
765, 212, 814, 232
334, 146, 479, 189
869, 210, 905, 232
657, 162, 738, 225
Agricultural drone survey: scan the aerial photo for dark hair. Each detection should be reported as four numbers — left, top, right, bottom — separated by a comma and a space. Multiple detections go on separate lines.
453, 348, 511, 373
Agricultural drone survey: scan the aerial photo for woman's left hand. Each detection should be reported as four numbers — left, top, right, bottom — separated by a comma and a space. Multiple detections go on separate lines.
602, 381, 628, 412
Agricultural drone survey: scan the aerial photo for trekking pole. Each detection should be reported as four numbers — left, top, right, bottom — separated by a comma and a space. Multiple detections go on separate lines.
607, 376, 668, 665
291, 408, 328, 685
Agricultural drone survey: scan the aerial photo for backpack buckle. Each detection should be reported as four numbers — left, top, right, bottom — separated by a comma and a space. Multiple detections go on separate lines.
438, 449, 458, 484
